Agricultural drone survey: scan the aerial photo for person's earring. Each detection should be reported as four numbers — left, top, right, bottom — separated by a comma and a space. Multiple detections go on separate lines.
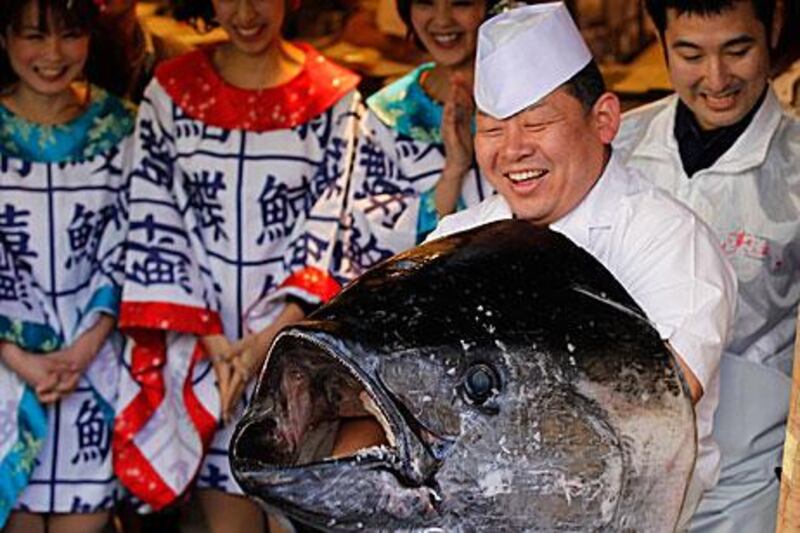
74, 68, 92, 107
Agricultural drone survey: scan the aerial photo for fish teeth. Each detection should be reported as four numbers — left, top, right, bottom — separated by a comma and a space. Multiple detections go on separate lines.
355, 444, 392, 458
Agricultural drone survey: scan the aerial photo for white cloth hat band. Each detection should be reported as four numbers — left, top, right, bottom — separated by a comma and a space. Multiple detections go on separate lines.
475, 2, 593, 119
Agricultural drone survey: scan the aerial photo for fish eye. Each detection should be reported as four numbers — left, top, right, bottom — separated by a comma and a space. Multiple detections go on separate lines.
462, 363, 500, 405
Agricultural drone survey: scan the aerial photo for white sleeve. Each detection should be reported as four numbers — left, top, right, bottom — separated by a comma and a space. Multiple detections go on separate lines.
425, 210, 472, 242
612, 192, 737, 392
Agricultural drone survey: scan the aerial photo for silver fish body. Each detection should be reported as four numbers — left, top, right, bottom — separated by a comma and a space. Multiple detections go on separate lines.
231, 220, 696, 532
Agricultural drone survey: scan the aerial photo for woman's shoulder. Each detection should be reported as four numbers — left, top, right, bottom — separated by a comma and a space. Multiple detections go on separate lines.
367, 63, 433, 107
149, 44, 360, 132
0, 86, 135, 163
154, 48, 211, 87
83, 86, 137, 155
366, 63, 442, 142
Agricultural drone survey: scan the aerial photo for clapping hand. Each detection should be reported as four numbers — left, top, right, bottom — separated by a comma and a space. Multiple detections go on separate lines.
437, 72, 476, 217
441, 72, 475, 178
221, 329, 276, 423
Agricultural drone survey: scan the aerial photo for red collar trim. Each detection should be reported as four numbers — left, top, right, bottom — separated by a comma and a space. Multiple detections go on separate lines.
155, 43, 360, 132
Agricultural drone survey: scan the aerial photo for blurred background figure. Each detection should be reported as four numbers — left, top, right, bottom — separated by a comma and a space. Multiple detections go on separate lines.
615, 0, 800, 530
95, 0, 188, 101
772, 0, 800, 112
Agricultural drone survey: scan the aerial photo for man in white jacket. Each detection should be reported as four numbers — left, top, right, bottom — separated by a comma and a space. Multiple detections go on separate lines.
613, 1, 800, 531
428, 3, 737, 529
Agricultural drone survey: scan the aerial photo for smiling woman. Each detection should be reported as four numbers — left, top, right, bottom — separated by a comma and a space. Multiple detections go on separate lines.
403, 0, 487, 67
208, 0, 286, 57
172, 0, 300, 33
113, 1, 362, 532
0, 0, 96, 127
2, 12, 89, 103
0, 0, 130, 102
336, 0, 506, 287
0, 1, 136, 532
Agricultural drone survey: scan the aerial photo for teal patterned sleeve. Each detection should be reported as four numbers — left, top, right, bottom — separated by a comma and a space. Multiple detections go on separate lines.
0, 244, 61, 353
0, 315, 61, 353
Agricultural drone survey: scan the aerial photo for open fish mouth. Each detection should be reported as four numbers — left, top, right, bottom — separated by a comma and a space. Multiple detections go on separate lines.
232, 330, 403, 476
231, 331, 445, 528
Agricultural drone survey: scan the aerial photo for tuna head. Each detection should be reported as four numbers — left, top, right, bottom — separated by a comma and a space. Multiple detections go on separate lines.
231, 220, 696, 532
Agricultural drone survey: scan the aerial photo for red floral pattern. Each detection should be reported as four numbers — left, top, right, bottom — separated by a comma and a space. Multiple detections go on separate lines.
155, 43, 360, 132
114, 303, 222, 509
119, 301, 224, 336
280, 266, 342, 303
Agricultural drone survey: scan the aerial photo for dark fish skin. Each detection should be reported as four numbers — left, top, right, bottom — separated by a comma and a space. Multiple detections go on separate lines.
231, 220, 696, 532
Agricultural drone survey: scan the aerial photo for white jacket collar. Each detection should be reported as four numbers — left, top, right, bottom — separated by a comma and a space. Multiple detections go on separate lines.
551, 152, 637, 244
633, 87, 784, 176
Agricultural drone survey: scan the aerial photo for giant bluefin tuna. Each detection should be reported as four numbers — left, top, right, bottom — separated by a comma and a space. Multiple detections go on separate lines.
231, 220, 696, 532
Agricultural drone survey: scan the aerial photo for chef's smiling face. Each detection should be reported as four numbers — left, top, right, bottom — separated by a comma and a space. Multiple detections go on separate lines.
475, 86, 620, 226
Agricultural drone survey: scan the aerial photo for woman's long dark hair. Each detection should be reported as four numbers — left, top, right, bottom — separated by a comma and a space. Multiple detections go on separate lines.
0, 0, 126, 96
171, 0, 216, 28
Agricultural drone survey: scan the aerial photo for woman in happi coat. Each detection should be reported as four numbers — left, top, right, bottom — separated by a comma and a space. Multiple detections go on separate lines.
0, 241, 60, 530
0, 0, 135, 530
113, 0, 360, 530
338, 0, 502, 281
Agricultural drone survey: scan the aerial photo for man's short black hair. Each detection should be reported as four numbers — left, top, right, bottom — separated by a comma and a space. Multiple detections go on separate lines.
644, 0, 775, 40
562, 60, 606, 111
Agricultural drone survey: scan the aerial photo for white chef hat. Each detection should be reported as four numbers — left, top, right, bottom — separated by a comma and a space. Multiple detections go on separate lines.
475, 2, 593, 119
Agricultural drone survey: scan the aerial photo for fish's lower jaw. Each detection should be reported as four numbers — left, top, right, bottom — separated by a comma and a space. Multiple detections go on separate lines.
332, 444, 394, 462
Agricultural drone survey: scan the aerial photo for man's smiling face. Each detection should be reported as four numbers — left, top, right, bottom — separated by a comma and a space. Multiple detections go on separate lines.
474, 86, 617, 226
663, 0, 770, 130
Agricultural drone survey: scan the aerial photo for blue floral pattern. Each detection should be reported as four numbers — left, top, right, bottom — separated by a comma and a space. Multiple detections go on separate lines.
367, 63, 444, 143
0, 87, 135, 163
